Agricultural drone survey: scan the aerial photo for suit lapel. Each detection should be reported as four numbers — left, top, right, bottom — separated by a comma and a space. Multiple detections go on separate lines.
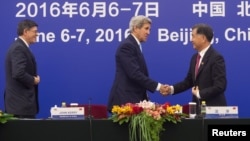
140, 53, 149, 76
29, 49, 37, 74
196, 47, 213, 78
18, 38, 37, 74
129, 35, 149, 76
136, 44, 149, 76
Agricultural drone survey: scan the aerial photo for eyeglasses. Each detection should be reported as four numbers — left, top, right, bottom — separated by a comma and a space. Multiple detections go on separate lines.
28, 29, 38, 33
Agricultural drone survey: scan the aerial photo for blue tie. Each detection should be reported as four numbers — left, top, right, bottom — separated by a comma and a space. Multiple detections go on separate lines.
139, 44, 142, 52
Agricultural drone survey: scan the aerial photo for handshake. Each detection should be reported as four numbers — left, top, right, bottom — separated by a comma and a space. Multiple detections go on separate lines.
159, 84, 172, 96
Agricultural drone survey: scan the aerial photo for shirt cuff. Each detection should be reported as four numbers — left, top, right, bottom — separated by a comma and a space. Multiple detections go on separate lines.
156, 83, 161, 91
170, 86, 174, 94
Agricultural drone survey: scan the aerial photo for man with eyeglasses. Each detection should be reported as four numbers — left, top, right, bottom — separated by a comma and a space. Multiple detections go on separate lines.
4, 19, 40, 119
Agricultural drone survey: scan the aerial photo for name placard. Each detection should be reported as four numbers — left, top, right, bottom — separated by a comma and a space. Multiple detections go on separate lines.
50, 107, 85, 119
205, 106, 238, 119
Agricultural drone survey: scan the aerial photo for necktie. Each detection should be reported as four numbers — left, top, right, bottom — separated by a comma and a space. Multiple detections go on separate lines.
195, 54, 201, 77
139, 44, 142, 52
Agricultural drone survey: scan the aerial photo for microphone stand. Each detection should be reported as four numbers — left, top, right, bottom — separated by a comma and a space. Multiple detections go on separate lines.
86, 98, 93, 119
86, 98, 93, 141
194, 97, 205, 141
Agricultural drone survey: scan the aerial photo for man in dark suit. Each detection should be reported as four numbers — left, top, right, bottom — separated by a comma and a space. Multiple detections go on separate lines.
107, 15, 168, 112
4, 19, 40, 118
167, 23, 227, 109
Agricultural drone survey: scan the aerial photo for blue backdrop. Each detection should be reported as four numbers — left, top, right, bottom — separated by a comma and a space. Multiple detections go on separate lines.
0, 0, 249, 118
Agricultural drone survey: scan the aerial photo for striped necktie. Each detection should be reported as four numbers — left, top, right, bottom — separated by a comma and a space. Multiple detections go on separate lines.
195, 54, 201, 77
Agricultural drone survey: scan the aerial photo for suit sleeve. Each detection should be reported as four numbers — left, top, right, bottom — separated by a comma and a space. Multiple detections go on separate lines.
117, 43, 158, 92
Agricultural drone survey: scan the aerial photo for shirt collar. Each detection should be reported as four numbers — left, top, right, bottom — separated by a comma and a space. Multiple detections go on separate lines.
131, 34, 141, 47
198, 45, 210, 58
19, 37, 29, 48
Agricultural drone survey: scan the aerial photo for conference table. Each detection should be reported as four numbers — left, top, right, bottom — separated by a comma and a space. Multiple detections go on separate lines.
0, 118, 249, 141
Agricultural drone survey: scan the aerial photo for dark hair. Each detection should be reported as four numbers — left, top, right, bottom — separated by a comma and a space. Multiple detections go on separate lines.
17, 19, 38, 36
192, 23, 213, 42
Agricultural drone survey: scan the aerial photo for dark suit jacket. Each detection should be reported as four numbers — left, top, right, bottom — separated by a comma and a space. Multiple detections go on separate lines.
107, 34, 158, 111
173, 46, 227, 106
4, 38, 39, 116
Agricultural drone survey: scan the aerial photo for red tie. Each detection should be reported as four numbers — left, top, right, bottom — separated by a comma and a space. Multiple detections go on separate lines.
195, 54, 201, 77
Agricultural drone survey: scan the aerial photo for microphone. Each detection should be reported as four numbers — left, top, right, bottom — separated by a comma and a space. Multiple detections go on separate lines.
86, 97, 93, 119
